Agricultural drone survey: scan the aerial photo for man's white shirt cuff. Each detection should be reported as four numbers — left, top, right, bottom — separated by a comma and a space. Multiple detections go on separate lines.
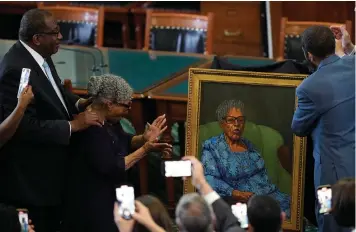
204, 191, 220, 205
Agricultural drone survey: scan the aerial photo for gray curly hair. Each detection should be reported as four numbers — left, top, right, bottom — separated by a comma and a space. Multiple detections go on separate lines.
87, 74, 133, 103
216, 99, 245, 122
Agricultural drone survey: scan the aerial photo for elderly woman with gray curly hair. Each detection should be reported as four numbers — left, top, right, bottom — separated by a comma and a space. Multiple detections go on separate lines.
201, 99, 291, 218
61, 74, 172, 232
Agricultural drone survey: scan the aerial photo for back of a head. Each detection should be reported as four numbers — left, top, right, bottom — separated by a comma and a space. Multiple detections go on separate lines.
19, 8, 53, 42
301, 25, 336, 59
0, 203, 21, 232
87, 74, 133, 104
332, 178, 355, 228
247, 195, 282, 232
175, 193, 214, 232
133, 195, 174, 232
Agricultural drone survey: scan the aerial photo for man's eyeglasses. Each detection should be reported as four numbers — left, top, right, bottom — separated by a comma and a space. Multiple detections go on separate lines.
223, 116, 246, 125
37, 31, 61, 37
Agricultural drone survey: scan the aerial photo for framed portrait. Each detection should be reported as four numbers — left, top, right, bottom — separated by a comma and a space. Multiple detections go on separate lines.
184, 68, 307, 231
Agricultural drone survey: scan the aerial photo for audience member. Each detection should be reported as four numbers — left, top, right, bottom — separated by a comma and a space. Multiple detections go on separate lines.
0, 203, 35, 232
292, 25, 355, 232
0, 85, 33, 148
176, 192, 215, 232
133, 195, 174, 232
181, 156, 244, 232
0, 8, 100, 232
331, 178, 355, 230
62, 74, 172, 232
114, 201, 166, 232
247, 195, 284, 232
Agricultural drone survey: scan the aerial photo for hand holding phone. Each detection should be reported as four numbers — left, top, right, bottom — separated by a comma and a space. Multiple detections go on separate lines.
317, 185, 332, 214
231, 203, 248, 229
17, 68, 31, 99
165, 160, 192, 177
17, 209, 29, 232
116, 185, 135, 220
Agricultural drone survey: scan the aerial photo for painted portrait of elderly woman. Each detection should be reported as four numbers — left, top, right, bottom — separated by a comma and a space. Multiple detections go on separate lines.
201, 99, 291, 218
185, 69, 307, 230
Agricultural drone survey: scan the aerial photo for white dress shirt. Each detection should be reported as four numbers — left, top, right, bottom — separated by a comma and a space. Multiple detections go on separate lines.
20, 40, 75, 134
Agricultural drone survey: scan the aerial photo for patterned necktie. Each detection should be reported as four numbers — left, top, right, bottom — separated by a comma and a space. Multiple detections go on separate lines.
42, 60, 69, 115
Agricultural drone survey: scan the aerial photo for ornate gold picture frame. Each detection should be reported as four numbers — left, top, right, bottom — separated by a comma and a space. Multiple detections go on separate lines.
184, 68, 307, 231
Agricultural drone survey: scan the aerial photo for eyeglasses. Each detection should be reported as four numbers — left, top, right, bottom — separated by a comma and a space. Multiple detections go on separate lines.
223, 116, 246, 125
37, 30, 61, 37
117, 102, 131, 109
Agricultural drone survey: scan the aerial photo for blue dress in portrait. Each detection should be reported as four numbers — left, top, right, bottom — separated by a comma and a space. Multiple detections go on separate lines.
201, 134, 291, 218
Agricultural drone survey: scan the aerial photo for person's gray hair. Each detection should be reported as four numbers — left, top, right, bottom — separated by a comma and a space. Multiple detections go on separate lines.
216, 99, 245, 122
175, 193, 214, 232
87, 74, 133, 103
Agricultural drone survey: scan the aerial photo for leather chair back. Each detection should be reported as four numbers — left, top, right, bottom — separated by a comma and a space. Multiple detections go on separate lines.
144, 10, 213, 54
38, 5, 104, 47
278, 17, 352, 61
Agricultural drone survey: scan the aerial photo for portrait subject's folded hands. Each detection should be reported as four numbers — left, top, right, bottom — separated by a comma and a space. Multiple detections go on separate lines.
232, 190, 254, 203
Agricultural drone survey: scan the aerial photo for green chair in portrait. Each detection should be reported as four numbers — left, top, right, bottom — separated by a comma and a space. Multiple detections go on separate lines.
198, 120, 292, 195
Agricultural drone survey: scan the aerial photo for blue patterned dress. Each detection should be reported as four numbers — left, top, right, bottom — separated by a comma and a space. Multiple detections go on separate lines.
201, 134, 291, 218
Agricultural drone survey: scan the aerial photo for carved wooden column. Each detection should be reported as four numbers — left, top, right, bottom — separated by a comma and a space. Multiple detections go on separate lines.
130, 98, 148, 195
156, 100, 176, 213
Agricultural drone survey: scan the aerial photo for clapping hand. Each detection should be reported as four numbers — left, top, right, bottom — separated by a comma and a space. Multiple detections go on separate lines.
143, 114, 168, 142
143, 141, 172, 153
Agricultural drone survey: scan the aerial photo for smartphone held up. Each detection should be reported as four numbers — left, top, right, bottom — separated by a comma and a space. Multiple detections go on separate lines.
116, 185, 135, 220
164, 160, 192, 177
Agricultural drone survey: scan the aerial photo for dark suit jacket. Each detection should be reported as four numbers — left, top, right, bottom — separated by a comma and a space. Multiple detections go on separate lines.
211, 198, 244, 232
0, 41, 79, 206
62, 123, 132, 232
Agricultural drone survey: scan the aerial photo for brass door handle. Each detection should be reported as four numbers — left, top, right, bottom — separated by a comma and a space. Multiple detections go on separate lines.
224, 29, 243, 37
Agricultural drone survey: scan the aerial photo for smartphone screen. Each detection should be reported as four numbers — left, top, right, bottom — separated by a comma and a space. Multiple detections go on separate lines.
17, 68, 31, 98
317, 185, 332, 214
232, 203, 248, 229
17, 209, 29, 232
165, 160, 192, 177
116, 185, 135, 220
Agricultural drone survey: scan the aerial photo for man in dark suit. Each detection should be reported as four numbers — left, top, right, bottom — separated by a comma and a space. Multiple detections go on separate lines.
292, 26, 355, 232
0, 9, 102, 232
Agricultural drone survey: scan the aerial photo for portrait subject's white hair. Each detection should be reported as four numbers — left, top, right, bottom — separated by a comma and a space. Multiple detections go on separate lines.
216, 99, 245, 122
